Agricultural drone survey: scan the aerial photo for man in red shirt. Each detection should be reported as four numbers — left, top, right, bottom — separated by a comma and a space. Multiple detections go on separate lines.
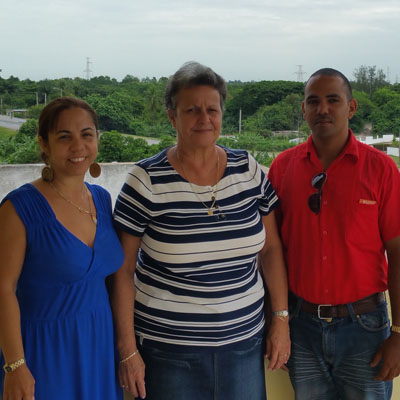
268, 68, 400, 400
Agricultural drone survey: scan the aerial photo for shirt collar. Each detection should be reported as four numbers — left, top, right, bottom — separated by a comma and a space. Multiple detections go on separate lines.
302, 129, 359, 161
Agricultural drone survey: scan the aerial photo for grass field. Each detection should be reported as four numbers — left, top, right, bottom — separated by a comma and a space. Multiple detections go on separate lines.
389, 155, 399, 165
0, 126, 16, 138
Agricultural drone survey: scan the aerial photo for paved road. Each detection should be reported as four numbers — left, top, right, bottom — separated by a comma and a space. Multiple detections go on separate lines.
0, 116, 161, 147
0, 115, 26, 130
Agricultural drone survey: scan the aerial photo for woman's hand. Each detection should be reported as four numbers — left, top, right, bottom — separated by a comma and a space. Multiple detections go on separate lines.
265, 317, 291, 371
119, 351, 146, 399
3, 364, 35, 400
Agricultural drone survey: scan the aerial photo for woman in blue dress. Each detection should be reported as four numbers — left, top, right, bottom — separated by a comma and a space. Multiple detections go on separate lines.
0, 97, 124, 399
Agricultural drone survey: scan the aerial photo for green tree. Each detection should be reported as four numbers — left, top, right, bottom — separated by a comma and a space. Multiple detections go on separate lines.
122, 136, 150, 161
157, 135, 175, 151
85, 94, 135, 133
37, 79, 54, 104
299, 121, 311, 136
98, 131, 160, 162
224, 80, 304, 128
369, 87, 400, 134
243, 93, 302, 133
98, 131, 125, 162
243, 102, 292, 134
350, 90, 375, 133
352, 65, 388, 96
27, 105, 45, 119
371, 87, 399, 107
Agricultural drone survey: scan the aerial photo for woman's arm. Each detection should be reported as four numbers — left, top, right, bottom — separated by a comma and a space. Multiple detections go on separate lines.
109, 232, 146, 399
258, 210, 290, 370
0, 200, 35, 399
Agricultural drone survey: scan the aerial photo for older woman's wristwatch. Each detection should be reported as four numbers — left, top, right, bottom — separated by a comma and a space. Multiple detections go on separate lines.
3, 358, 25, 373
272, 310, 289, 318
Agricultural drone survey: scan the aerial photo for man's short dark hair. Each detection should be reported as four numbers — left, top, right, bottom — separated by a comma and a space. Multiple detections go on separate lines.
306, 68, 352, 99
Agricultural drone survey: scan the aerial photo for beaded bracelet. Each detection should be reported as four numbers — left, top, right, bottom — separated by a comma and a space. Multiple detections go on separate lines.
120, 350, 139, 364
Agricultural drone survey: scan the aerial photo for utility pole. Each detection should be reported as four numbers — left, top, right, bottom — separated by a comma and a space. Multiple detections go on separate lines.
84, 57, 92, 80
0, 70, 2, 113
238, 108, 242, 134
36, 92, 39, 106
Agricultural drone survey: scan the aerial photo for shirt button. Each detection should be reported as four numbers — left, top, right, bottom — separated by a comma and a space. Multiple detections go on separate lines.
323, 200, 328, 206
322, 256, 327, 261
323, 230, 328, 235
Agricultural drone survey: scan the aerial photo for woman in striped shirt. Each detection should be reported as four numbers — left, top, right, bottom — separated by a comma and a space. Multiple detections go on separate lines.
111, 61, 290, 400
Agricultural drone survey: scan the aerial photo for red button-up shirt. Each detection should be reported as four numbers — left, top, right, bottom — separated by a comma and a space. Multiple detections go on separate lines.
268, 131, 400, 305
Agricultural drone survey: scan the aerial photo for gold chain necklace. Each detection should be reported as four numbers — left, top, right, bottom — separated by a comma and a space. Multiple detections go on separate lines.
49, 182, 97, 225
177, 147, 220, 216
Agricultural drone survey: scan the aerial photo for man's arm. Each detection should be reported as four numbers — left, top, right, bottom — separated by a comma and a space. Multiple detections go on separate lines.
371, 235, 400, 381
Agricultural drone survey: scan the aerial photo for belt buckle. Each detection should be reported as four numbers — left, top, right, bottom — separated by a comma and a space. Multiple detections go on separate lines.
317, 304, 333, 322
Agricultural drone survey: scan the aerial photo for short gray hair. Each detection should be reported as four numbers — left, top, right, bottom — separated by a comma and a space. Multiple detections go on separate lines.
165, 61, 227, 110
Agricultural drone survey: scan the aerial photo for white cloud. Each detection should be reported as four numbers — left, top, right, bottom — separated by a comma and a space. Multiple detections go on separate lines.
0, 0, 399, 82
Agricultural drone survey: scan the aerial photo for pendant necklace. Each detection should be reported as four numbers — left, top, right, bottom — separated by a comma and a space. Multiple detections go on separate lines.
177, 148, 220, 216
49, 182, 98, 225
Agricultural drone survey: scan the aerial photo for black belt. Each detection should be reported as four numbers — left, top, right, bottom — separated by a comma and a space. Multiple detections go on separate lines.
298, 292, 385, 320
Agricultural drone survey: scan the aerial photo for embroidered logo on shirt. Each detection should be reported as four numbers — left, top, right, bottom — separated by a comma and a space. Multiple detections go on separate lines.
359, 199, 377, 205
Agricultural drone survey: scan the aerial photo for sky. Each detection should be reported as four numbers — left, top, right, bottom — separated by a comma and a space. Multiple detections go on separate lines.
1, 0, 400, 83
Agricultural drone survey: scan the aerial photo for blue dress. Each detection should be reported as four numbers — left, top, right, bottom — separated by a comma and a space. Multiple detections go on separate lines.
0, 183, 124, 399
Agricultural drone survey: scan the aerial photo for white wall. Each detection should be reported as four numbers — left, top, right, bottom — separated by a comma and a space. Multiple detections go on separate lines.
0, 163, 135, 204
387, 146, 400, 157
359, 135, 394, 145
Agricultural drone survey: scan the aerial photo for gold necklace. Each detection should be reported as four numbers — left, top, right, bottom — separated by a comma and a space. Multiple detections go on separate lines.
177, 147, 220, 216
49, 182, 97, 225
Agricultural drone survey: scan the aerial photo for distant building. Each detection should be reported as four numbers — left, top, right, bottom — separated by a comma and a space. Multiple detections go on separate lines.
7, 109, 28, 118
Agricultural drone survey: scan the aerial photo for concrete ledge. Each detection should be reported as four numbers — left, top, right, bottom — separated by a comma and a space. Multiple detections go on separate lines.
0, 163, 135, 204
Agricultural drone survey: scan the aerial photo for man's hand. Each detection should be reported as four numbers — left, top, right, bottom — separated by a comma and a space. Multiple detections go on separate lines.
371, 333, 400, 381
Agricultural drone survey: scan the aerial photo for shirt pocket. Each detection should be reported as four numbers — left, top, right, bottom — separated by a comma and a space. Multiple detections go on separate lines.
345, 201, 380, 247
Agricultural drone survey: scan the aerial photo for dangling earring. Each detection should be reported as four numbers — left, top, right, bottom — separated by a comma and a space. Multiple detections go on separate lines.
41, 165, 54, 182
89, 162, 101, 178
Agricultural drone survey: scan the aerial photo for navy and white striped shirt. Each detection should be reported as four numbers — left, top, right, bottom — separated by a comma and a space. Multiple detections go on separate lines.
114, 146, 279, 351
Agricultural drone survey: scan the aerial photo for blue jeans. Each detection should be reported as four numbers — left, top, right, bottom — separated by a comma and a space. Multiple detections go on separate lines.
136, 333, 266, 400
287, 297, 392, 400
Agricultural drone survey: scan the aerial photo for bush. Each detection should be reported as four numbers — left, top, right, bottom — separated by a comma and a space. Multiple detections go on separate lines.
17, 119, 38, 139
7, 136, 41, 164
